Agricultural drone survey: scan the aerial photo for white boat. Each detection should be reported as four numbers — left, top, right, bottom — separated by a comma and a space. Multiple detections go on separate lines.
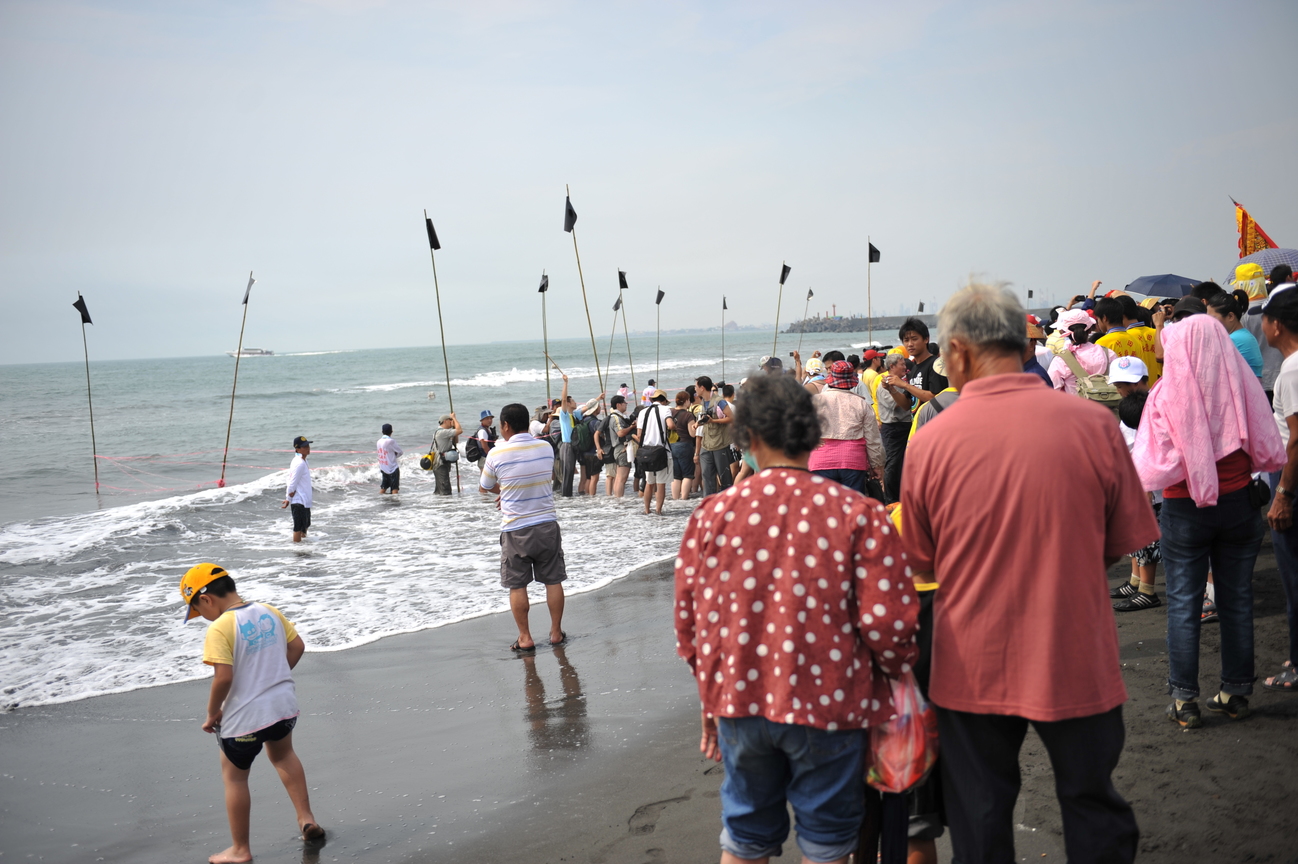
227, 347, 274, 357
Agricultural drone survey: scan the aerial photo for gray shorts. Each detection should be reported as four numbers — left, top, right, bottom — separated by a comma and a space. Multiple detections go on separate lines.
499, 520, 567, 589
603, 449, 630, 475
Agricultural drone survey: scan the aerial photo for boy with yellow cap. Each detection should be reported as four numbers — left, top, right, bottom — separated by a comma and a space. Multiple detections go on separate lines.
180, 563, 324, 863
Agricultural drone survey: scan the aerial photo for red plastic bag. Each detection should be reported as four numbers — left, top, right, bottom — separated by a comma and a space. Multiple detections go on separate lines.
865, 671, 939, 793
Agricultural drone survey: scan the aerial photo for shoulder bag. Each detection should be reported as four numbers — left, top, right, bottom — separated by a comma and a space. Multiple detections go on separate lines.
634, 405, 670, 473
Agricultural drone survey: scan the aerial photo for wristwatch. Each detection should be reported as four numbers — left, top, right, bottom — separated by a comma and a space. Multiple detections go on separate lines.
1278, 486, 1295, 500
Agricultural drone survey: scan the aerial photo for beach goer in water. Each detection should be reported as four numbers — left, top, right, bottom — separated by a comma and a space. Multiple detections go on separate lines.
557, 375, 603, 498
1134, 313, 1284, 728
635, 389, 675, 515
376, 423, 403, 495
617, 382, 634, 402
1261, 286, 1298, 694
578, 407, 603, 496
675, 373, 918, 864
480, 402, 568, 652
432, 413, 462, 496
904, 283, 1157, 863
181, 563, 324, 863
600, 394, 632, 497
474, 410, 498, 466
281, 436, 312, 543
695, 376, 735, 496
641, 378, 657, 407
670, 390, 697, 500
807, 359, 884, 496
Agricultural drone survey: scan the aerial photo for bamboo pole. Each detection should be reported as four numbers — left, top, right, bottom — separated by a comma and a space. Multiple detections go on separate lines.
772, 260, 786, 355
620, 289, 635, 395
540, 271, 551, 404
796, 289, 813, 356
218, 272, 253, 489
868, 235, 873, 344
656, 288, 661, 385
425, 210, 459, 494
566, 186, 605, 411
721, 298, 727, 383
77, 296, 99, 494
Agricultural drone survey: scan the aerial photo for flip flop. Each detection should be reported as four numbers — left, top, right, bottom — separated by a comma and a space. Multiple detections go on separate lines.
510, 640, 537, 653
1263, 661, 1297, 692
551, 631, 567, 646
301, 823, 326, 842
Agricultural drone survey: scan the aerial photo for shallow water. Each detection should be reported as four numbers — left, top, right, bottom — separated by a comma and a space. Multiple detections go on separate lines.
0, 329, 877, 707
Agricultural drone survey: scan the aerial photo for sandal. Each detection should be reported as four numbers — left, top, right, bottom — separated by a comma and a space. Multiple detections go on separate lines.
1264, 660, 1297, 692
301, 823, 326, 843
510, 640, 536, 653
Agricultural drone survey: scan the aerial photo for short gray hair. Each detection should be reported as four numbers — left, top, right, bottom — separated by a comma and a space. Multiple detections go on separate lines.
938, 282, 1027, 354
883, 352, 908, 370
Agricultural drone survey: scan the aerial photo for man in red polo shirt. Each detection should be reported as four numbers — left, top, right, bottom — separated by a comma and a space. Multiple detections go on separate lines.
902, 284, 1158, 864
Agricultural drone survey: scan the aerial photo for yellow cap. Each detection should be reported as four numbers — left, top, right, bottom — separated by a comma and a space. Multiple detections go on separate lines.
179, 563, 229, 622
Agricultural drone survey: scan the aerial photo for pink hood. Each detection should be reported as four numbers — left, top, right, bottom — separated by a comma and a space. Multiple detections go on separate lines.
1133, 314, 1284, 506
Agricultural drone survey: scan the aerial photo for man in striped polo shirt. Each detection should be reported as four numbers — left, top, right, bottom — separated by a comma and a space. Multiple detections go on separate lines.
480, 402, 568, 652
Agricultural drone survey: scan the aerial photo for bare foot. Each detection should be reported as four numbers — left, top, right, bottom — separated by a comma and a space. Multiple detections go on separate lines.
209, 846, 253, 864
300, 821, 326, 842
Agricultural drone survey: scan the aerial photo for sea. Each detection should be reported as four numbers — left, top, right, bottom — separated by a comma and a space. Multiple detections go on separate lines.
0, 329, 879, 709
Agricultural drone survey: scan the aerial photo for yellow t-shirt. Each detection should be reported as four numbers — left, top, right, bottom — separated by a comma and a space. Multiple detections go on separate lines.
1096, 326, 1162, 385
203, 603, 298, 666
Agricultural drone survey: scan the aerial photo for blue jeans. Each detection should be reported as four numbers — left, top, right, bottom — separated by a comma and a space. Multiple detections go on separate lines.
670, 441, 696, 480
813, 468, 867, 495
1160, 486, 1263, 701
1268, 471, 1298, 665
717, 717, 865, 863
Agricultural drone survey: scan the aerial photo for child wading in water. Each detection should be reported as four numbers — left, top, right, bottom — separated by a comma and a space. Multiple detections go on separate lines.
181, 563, 325, 863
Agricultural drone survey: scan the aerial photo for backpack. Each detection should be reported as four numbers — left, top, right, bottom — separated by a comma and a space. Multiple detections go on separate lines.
1060, 349, 1122, 416
572, 416, 595, 453
465, 427, 497, 462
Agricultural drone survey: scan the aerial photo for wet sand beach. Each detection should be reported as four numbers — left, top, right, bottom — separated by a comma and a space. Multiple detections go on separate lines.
2, 553, 1296, 864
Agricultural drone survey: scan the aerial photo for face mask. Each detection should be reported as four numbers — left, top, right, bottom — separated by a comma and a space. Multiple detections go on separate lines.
742, 450, 758, 471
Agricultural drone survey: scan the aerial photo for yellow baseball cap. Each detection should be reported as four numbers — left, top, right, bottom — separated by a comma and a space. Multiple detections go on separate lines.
180, 563, 229, 622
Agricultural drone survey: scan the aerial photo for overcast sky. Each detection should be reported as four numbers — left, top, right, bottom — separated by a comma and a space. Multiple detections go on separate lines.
2, 0, 1295, 364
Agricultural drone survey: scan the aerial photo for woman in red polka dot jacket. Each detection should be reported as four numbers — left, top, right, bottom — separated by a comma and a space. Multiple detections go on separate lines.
675, 373, 920, 864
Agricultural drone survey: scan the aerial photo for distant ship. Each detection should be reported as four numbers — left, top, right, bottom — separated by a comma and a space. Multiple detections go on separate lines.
227, 347, 274, 357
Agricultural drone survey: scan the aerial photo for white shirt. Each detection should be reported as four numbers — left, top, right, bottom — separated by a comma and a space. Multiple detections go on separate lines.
637, 404, 671, 447
215, 602, 298, 739
642, 386, 656, 406
529, 419, 545, 437
376, 435, 403, 473
285, 453, 312, 508
1272, 352, 1298, 447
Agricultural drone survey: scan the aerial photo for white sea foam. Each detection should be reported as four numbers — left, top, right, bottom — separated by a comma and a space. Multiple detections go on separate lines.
0, 457, 691, 708
348, 356, 728, 393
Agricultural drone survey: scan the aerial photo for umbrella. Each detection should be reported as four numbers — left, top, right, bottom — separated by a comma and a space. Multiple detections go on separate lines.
1123, 274, 1200, 298
1225, 248, 1298, 283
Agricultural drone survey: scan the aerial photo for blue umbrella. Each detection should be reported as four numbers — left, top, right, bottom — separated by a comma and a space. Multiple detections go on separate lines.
1224, 247, 1298, 282
1123, 274, 1200, 298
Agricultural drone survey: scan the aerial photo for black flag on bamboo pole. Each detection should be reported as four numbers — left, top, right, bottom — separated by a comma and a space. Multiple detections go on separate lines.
73, 294, 92, 324
241, 273, 256, 305
619, 270, 629, 291
869, 243, 880, 263
564, 197, 578, 233
73, 292, 99, 492
538, 274, 549, 293
780, 264, 791, 285
219, 272, 256, 488
656, 289, 665, 305
426, 217, 442, 251
613, 295, 622, 311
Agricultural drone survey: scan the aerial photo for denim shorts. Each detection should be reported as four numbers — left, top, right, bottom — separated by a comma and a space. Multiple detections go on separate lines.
717, 716, 866, 863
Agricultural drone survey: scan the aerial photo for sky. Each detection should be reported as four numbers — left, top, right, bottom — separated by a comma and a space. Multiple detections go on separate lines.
1, 0, 1295, 364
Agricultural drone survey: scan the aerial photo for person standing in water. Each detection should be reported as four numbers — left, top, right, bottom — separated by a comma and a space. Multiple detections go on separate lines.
377, 423, 403, 494
281, 436, 312, 543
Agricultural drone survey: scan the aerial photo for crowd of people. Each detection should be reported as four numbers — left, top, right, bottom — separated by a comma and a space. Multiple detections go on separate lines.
225, 264, 1298, 864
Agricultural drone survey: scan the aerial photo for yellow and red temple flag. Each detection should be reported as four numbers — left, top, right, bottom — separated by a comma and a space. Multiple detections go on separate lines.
1234, 198, 1277, 258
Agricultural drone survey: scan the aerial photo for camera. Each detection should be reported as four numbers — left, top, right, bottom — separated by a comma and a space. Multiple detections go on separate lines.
698, 414, 711, 424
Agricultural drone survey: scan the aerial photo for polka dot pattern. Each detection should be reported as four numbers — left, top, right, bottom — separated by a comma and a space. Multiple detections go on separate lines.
675, 468, 920, 731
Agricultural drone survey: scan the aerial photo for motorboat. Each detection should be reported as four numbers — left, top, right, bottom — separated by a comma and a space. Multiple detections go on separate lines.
227, 347, 274, 357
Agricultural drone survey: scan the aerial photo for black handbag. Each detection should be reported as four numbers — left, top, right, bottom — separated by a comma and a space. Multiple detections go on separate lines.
634, 406, 670, 473
1248, 475, 1271, 509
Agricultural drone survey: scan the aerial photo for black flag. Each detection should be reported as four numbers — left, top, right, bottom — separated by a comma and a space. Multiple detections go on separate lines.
868, 243, 880, 263
564, 196, 577, 232
807, 288, 814, 300
538, 273, 549, 293
618, 270, 628, 291
780, 264, 791, 285
918, 301, 926, 313
425, 216, 441, 251
1028, 289, 1034, 299
613, 295, 622, 312
656, 289, 665, 305
242, 272, 256, 305
722, 296, 728, 310
73, 293, 92, 325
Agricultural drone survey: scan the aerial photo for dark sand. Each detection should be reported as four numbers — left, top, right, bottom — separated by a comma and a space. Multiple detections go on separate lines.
2, 550, 1296, 864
